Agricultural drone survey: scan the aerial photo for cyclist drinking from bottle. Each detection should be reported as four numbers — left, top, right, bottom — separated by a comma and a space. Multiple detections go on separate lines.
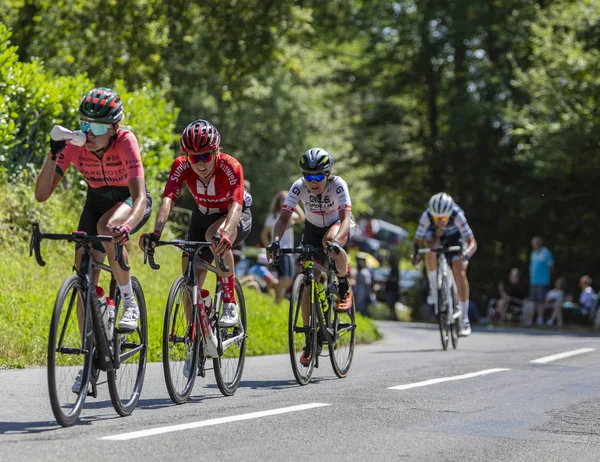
411, 192, 477, 336
268, 148, 355, 365
140, 119, 252, 333
35, 87, 152, 391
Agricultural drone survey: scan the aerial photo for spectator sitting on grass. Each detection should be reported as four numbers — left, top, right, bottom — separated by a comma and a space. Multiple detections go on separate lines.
246, 252, 279, 297
497, 268, 528, 322
546, 277, 566, 327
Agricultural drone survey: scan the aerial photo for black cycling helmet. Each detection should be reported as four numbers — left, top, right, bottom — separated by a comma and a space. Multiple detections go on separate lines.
78, 87, 124, 124
299, 148, 333, 174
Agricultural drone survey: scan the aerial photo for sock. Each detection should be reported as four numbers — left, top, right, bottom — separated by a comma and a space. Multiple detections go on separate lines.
460, 301, 469, 322
118, 281, 134, 300
220, 275, 236, 303
427, 271, 437, 291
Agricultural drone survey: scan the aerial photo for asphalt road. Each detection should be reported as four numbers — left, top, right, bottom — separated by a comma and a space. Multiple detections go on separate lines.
1, 321, 599, 461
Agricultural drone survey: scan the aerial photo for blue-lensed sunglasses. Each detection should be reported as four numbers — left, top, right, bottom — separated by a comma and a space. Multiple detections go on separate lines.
304, 173, 326, 182
80, 121, 110, 136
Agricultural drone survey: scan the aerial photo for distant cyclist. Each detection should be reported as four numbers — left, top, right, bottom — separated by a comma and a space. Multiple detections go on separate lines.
268, 148, 356, 365
411, 193, 477, 336
140, 119, 252, 331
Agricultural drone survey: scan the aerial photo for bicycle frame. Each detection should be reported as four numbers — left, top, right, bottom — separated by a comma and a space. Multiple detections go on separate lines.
419, 245, 461, 320
146, 240, 245, 358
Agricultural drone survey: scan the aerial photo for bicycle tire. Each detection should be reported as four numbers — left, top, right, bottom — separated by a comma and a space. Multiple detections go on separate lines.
162, 276, 199, 404
47, 275, 93, 427
438, 277, 450, 351
213, 278, 247, 396
289, 275, 317, 385
108, 276, 148, 416
329, 289, 356, 378
450, 283, 460, 349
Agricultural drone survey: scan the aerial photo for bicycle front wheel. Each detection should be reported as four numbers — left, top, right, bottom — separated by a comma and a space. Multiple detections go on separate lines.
108, 276, 148, 416
213, 278, 247, 396
162, 276, 199, 404
450, 283, 460, 349
47, 275, 93, 427
329, 289, 356, 378
289, 275, 317, 385
438, 280, 450, 351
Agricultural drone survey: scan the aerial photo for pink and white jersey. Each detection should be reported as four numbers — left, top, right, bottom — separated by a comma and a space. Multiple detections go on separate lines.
282, 176, 351, 228
54, 130, 144, 188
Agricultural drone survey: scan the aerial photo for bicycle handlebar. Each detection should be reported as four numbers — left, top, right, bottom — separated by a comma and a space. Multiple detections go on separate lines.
145, 239, 230, 273
274, 245, 339, 273
418, 246, 462, 254
30, 222, 130, 271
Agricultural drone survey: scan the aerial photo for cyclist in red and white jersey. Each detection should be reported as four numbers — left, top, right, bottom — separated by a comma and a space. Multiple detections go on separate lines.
141, 120, 252, 337
411, 192, 477, 336
35, 87, 152, 334
268, 148, 355, 365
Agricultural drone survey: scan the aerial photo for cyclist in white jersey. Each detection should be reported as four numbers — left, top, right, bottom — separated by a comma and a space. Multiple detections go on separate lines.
411, 192, 477, 336
268, 147, 355, 303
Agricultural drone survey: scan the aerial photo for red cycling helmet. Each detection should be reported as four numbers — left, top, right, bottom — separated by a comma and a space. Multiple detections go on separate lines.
180, 119, 221, 154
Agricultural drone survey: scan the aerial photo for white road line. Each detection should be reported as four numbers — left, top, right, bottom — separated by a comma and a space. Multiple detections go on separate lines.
388, 368, 510, 390
530, 348, 596, 364
100, 403, 331, 441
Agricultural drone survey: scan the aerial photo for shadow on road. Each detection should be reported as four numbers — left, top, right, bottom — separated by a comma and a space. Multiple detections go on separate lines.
238, 377, 337, 390
370, 349, 441, 354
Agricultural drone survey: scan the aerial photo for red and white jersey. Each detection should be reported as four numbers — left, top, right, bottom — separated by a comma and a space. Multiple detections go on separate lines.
282, 176, 352, 227
163, 153, 246, 214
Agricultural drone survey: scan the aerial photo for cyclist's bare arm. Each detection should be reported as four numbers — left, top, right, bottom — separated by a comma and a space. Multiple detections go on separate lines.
219, 201, 242, 239
332, 209, 352, 245
463, 236, 477, 259
34, 157, 63, 202
272, 209, 293, 244
151, 196, 175, 235
122, 177, 147, 229
291, 204, 305, 225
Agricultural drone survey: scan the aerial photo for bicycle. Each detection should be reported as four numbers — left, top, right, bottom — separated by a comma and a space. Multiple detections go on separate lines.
30, 222, 148, 427
418, 244, 462, 350
277, 244, 356, 385
145, 239, 247, 404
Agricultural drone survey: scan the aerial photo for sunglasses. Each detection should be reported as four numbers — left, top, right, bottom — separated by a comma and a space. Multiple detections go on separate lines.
187, 152, 216, 164
433, 215, 449, 222
80, 121, 111, 136
304, 173, 326, 182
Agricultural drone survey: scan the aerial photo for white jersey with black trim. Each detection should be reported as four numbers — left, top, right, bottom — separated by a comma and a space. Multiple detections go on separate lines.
282, 176, 352, 228
415, 204, 474, 241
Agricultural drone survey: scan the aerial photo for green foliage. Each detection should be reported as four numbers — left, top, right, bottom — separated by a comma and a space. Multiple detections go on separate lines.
0, 242, 380, 368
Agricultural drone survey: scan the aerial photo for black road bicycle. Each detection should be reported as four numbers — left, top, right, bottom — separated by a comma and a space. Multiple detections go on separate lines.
30, 222, 148, 427
277, 244, 356, 385
145, 239, 247, 404
419, 244, 461, 350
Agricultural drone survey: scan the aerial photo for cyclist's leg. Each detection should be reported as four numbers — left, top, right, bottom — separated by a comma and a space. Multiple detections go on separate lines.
424, 226, 440, 301
323, 223, 349, 278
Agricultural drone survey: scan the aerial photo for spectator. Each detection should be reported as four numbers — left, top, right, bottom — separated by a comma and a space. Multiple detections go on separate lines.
578, 275, 596, 319
354, 252, 373, 316
529, 236, 554, 326
246, 252, 279, 297
261, 190, 305, 303
384, 255, 400, 320
546, 277, 566, 327
497, 268, 528, 322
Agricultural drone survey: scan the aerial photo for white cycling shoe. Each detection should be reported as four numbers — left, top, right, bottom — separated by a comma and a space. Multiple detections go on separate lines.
118, 298, 139, 330
427, 290, 437, 305
459, 321, 472, 337
219, 302, 239, 327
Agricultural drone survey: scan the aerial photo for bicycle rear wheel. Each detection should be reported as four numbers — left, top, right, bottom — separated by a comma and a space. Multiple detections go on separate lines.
108, 276, 148, 416
213, 279, 247, 396
289, 275, 317, 385
438, 279, 450, 351
329, 289, 356, 378
47, 275, 93, 427
163, 276, 199, 404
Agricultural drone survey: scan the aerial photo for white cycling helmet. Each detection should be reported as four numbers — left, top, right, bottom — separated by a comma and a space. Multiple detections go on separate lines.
429, 192, 454, 217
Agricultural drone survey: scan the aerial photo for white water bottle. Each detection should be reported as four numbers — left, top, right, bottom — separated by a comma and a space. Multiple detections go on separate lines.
50, 125, 87, 146
96, 286, 109, 332
106, 297, 116, 341
201, 289, 213, 317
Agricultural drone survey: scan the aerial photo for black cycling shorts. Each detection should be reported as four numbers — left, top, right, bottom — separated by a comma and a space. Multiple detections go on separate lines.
300, 220, 356, 264
185, 206, 252, 264
77, 185, 153, 252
